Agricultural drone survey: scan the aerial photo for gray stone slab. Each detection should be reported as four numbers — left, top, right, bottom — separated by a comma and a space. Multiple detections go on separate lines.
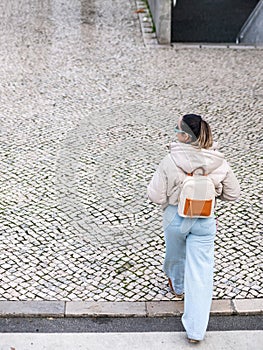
210, 300, 233, 315
146, 301, 184, 317
200, 44, 229, 49
146, 300, 234, 317
171, 43, 201, 49
228, 45, 256, 49
233, 299, 263, 315
65, 302, 147, 317
0, 301, 65, 317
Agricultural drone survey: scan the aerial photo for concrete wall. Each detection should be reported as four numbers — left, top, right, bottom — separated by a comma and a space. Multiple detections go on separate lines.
237, 0, 263, 44
148, 0, 262, 45
148, 0, 171, 44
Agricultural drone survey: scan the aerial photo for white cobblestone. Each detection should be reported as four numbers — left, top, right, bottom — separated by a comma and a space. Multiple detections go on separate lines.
0, 0, 262, 303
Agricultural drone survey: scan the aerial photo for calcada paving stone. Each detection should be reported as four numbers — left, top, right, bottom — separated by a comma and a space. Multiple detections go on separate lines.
0, 0, 262, 303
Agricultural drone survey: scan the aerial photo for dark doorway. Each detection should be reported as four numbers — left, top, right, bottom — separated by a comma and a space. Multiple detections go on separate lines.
171, 0, 259, 43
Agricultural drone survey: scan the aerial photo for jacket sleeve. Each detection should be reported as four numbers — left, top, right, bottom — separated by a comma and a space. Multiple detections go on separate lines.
147, 160, 168, 205
219, 165, 241, 201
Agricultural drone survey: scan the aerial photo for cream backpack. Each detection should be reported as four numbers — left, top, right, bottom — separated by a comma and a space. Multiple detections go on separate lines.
177, 167, 216, 218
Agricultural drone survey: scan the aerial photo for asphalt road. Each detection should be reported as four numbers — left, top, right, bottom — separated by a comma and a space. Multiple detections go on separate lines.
0, 315, 262, 333
0, 316, 262, 350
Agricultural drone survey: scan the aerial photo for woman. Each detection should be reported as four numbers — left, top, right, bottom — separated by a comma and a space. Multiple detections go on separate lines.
147, 114, 240, 343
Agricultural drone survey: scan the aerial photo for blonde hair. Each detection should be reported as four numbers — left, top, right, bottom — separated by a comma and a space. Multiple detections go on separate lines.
196, 120, 213, 149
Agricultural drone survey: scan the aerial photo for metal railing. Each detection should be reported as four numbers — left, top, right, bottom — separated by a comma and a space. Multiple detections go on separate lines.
236, 0, 263, 44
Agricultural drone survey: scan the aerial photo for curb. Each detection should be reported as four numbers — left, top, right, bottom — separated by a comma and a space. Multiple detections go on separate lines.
135, 0, 158, 47
0, 299, 262, 318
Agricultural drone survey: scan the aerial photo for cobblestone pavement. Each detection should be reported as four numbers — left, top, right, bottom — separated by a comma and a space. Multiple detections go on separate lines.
0, 0, 262, 302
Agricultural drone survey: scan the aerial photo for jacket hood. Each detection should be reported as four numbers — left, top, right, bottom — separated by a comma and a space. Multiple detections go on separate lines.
170, 142, 225, 174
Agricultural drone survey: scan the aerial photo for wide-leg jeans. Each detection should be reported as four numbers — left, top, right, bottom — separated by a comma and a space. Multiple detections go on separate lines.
163, 205, 217, 341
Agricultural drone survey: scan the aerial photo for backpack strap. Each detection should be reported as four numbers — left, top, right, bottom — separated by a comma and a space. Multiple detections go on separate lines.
190, 167, 208, 176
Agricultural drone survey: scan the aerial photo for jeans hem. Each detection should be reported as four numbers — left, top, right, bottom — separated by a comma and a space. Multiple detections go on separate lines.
182, 317, 205, 341
164, 273, 184, 295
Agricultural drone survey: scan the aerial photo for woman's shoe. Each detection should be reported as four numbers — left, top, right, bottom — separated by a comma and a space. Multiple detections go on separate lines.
188, 338, 200, 344
168, 278, 184, 300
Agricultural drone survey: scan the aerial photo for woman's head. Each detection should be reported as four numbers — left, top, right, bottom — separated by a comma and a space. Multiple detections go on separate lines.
175, 114, 213, 149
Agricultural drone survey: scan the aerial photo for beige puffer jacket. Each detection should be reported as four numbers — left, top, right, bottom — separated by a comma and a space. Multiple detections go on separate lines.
147, 142, 240, 208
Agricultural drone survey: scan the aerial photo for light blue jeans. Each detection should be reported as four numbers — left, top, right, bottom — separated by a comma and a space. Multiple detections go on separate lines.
163, 205, 217, 341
